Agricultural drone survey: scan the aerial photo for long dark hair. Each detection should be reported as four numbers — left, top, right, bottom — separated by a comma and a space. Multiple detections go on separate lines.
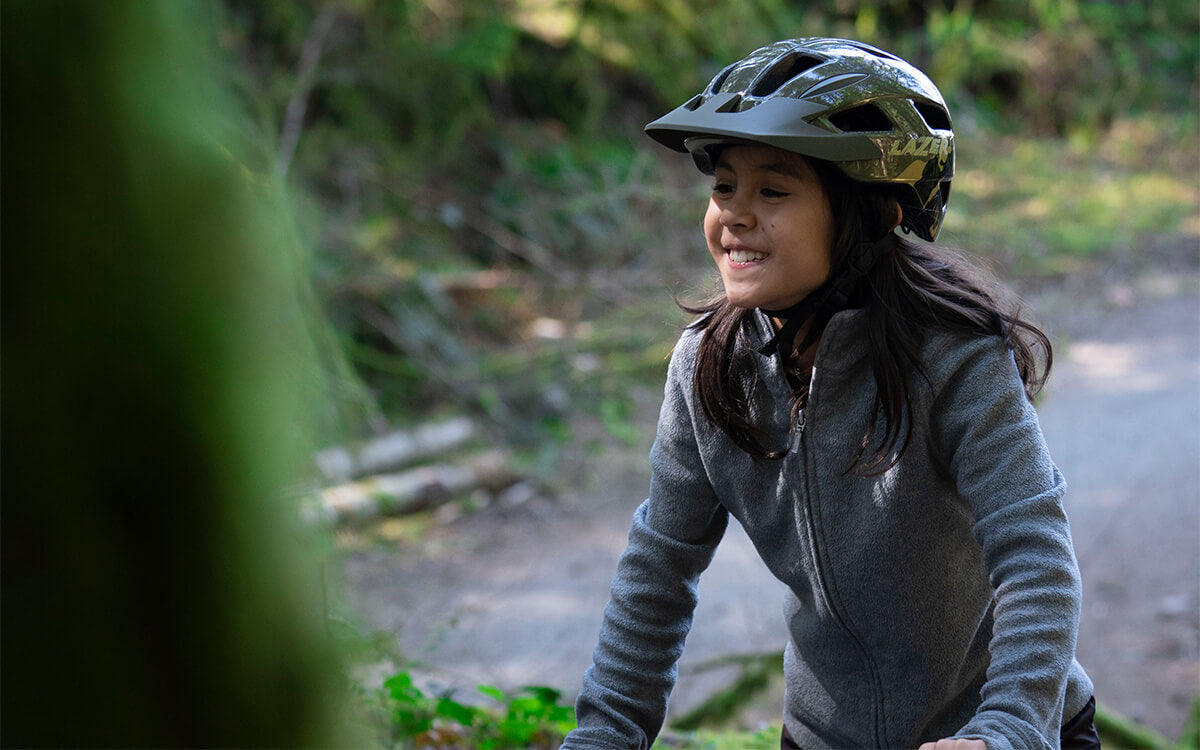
683, 156, 1052, 473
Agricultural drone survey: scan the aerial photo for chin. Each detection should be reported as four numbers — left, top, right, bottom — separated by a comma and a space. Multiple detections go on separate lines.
722, 291, 759, 309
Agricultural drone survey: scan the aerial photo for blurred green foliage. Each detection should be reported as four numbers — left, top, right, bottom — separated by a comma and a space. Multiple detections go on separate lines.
360, 670, 575, 748
3, 0, 345, 745
948, 117, 1199, 274
218, 0, 1198, 446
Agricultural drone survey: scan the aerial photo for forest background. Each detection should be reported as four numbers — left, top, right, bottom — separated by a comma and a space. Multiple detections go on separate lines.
223, 0, 1198, 457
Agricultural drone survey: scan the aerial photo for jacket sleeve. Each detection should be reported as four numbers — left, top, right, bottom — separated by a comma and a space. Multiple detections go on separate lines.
561, 334, 728, 750
928, 335, 1082, 750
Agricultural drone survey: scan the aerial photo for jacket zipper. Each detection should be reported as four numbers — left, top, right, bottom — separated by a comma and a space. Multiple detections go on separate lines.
793, 393, 885, 746
789, 409, 806, 453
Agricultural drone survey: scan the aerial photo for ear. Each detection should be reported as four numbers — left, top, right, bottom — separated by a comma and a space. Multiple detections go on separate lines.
890, 203, 903, 231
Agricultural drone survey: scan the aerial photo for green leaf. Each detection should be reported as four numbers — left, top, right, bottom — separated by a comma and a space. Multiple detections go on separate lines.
392, 707, 432, 736
384, 671, 425, 704
435, 696, 477, 726
521, 685, 564, 704
477, 684, 507, 702
507, 695, 542, 718
550, 704, 576, 724
497, 716, 538, 744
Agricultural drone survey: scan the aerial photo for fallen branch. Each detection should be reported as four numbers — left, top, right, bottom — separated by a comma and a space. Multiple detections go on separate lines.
315, 417, 477, 482
307, 450, 518, 525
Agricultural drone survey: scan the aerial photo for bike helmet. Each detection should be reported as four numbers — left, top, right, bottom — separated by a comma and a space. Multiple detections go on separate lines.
645, 37, 954, 242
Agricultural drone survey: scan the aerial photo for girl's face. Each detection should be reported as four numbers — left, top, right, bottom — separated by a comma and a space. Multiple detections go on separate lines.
703, 144, 835, 311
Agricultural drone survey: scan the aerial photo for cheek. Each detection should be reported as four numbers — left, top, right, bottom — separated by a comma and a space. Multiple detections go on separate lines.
703, 200, 719, 230
703, 202, 722, 247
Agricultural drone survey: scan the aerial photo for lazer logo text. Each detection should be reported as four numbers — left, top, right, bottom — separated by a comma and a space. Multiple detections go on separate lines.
888, 136, 950, 159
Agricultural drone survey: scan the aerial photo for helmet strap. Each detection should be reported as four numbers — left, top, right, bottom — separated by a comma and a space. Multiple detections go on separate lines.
756, 232, 896, 358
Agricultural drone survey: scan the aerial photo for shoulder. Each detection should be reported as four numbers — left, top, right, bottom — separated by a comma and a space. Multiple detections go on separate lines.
912, 329, 1035, 448
920, 329, 1043, 458
919, 328, 1018, 389
666, 324, 703, 384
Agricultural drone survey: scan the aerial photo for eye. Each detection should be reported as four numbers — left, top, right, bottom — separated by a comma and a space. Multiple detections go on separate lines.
761, 187, 789, 198
712, 181, 735, 196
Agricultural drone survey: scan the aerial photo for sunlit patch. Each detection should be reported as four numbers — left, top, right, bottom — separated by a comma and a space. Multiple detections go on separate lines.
527, 317, 568, 339
1068, 341, 1136, 378
1065, 340, 1197, 394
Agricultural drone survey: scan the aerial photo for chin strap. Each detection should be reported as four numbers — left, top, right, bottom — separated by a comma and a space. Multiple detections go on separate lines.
757, 233, 896, 358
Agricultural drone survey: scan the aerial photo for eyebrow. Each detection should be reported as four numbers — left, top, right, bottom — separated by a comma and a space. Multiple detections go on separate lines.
713, 157, 808, 181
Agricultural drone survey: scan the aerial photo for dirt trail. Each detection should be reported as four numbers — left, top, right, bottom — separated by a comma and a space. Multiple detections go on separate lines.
341, 270, 1199, 740
1036, 278, 1200, 734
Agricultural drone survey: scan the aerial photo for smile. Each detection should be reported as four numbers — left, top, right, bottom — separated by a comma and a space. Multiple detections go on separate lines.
728, 247, 767, 263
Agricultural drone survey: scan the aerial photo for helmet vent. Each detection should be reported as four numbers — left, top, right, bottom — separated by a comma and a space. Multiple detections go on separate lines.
682, 94, 704, 111
799, 72, 869, 99
707, 64, 736, 95
829, 104, 894, 133
845, 41, 900, 61
749, 53, 824, 97
914, 101, 952, 130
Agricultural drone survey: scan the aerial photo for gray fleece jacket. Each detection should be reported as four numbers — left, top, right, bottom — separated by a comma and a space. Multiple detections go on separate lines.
563, 308, 1093, 750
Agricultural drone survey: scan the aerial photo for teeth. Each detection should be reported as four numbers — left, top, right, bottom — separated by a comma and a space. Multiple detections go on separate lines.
729, 248, 767, 263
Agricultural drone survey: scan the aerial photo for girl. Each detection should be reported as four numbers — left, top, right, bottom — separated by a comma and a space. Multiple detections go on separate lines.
562, 39, 1098, 750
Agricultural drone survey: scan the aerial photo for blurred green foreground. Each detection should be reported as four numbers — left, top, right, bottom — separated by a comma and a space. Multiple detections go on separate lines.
2, 1, 344, 745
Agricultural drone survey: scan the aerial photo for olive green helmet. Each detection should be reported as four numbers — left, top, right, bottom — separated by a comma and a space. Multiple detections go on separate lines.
646, 38, 954, 241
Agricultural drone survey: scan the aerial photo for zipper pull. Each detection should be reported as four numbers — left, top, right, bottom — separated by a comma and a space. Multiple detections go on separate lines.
790, 410, 806, 453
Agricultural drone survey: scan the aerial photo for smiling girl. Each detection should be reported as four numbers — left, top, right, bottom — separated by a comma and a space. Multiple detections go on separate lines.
561, 39, 1098, 750
707, 147, 835, 311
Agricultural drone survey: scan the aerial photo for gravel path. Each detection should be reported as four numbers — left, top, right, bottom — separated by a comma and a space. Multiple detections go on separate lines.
1038, 278, 1200, 735
341, 270, 1199, 740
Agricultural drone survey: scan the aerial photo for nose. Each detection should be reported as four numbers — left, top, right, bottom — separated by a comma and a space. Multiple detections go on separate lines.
719, 192, 755, 229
